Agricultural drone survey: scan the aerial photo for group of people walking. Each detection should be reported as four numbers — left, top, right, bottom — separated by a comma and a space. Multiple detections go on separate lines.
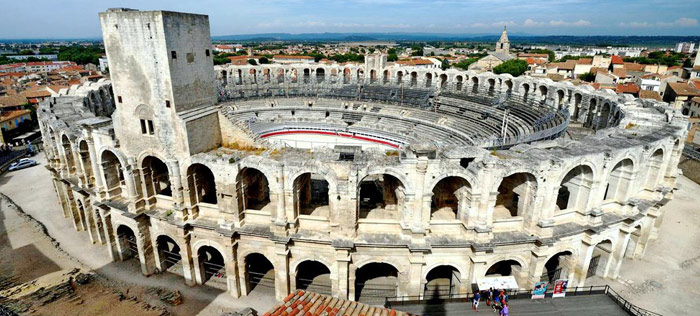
472, 288, 509, 315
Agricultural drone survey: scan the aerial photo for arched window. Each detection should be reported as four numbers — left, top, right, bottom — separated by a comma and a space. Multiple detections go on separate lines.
358, 174, 404, 220
294, 173, 329, 217
431, 176, 471, 220
237, 168, 271, 211
495, 173, 537, 219
188, 163, 217, 204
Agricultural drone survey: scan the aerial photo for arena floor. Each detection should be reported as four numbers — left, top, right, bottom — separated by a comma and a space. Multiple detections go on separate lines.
265, 133, 395, 149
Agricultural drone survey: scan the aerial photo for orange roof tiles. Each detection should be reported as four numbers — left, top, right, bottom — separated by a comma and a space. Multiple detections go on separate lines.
273, 55, 315, 60
0, 109, 31, 122
577, 58, 592, 65
612, 68, 627, 78
611, 55, 624, 64
264, 291, 414, 316
623, 63, 645, 71
668, 82, 700, 96
616, 83, 640, 94
640, 90, 662, 101
396, 58, 434, 66
0, 94, 28, 108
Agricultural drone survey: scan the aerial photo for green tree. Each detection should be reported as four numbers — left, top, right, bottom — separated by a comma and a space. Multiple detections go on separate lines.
493, 59, 528, 77
578, 72, 596, 82
411, 44, 424, 56
38, 46, 57, 54
259, 56, 270, 64
247, 59, 258, 65
441, 58, 450, 71
387, 53, 398, 62
19, 49, 34, 55
453, 58, 478, 70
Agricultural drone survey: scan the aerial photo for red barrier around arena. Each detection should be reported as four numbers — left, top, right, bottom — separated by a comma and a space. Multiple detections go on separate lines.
260, 130, 400, 148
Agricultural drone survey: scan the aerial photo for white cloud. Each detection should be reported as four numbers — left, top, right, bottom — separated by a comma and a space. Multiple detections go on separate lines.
525, 19, 590, 27
523, 19, 545, 27
620, 17, 698, 28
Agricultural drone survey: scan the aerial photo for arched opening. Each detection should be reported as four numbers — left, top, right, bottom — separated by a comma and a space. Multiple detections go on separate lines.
101, 150, 126, 199
556, 165, 594, 212
316, 68, 325, 83
494, 173, 537, 219
624, 224, 643, 259
358, 174, 404, 220
141, 156, 171, 199
521, 83, 530, 101
431, 176, 471, 220
237, 167, 271, 211
294, 173, 330, 217
61, 135, 76, 174
116, 225, 138, 260
383, 70, 390, 84
424, 265, 460, 299
439, 74, 447, 88
587, 240, 613, 279
488, 78, 496, 93
77, 200, 96, 241
456, 75, 463, 90
197, 246, 225, 285
78, 140, 94, 186
471, 77, 479, 93
188, 163, 217, 204
557, 90, 565, 108
295, 261, 331, 295
586, 99, 597, 127
344, 68, 351, 84
357, 69, 364, 82
156, 235, 182, 273
396, 71, 403, 85
245, 253, 274, 294
236, 69, 243, 85
425, 73, 433, 87
249, 69, 257, 84
263, 68, 270, 83
303, 68, 310, 83
410, 72, 418, 87
538, 85, 548, 101
485, 260, 525, 286
573, 93, 582, 120
354, 263, 398, 302
370, 69, 377, 83
291, 69, 298, 83
505, 79, 513, 93
644, 149, 664, 190
604, 159, 634, 203
542, 251, 574, 284
598, 103, 611, 129
221, 70, 228, 85
276, 68, 284, 83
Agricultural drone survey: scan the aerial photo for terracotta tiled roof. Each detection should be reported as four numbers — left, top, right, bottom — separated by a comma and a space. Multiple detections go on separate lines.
691, 96, 700, 103
611, 55, 624, 64
0, 109, 30, 123
519, 53, 549, 58
227, 55, 249, 61
616, 82, 640, 94
691, 80, 700, 91
668, 82, 700, 96
0, 94, 28, 108
264, 291, 414, 316
577, 58, 592, 65
612, 68, 627, 78
396, 58, 434, 66
640, 90, 662, 101
24, 89, 51, 98
623, 63, 644, 71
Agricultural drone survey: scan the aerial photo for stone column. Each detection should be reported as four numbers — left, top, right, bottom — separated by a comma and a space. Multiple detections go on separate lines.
407, 254, 426, 297
274, 246, 290, 301
86, 139, 105, 196
167, 160, 185, 210
609, 228, 632, 279
179, 233, 196, 286
333, 248, 350, 299
526, 249, 549, 289
225, 240, 241, 297
573, 241, 595, 287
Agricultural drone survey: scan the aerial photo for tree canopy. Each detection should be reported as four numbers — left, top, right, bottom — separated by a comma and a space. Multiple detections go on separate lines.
57, 45, 104, 65
453, 58, 478, 70
493, 59, 528, 77
527, 49, 555, 62
578, 72, 596, 82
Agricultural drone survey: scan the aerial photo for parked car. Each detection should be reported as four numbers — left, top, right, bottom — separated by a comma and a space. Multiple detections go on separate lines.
8, 158, 39, 171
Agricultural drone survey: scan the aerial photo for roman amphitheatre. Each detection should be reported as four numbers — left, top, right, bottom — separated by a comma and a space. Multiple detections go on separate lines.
30, 8, 686, 311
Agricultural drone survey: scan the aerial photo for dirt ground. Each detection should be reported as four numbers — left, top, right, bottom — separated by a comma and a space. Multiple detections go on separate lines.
2, 152, 699, 315
587, 175, 700, 315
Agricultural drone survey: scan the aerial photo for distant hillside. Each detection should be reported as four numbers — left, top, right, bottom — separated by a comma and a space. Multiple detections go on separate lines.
212, 33, 700, 47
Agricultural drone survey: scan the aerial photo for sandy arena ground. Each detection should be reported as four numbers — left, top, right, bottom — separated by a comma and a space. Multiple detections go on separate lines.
1, 152, 699, 315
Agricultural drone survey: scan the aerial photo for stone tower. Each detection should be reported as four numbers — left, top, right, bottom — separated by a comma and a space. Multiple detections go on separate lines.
99, 9, 221, 157
695, 42, 700, 67
496, 26, 511, 54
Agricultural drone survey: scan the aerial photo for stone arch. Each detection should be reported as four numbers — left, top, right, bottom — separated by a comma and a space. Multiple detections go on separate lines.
624, 223, 644, 259
430, 176, 472, 220
100, 149, 127, 199
573, 93, 583, 120
155, 235, 182, 273
588, 239, 614, 279
244, 252, 275, 294
487, 78, 496, 92
556, 165, 594, 212
643, 148, 664, 190
236, 167, 271, 211
485, 258, 527, 287
439, 73, 448, 89
294, 260, 332, 294
343, 68, 351, 83
424, 265, 461, 299
494, 172, 538, 219
604, 158, 634, 202
187, 163, 217, 204
357, 173, 405, 220
586, 98, 598, 127
383, 69, 390, 84
77, 140, 94, 186
455, 75, 464, 90
354, 262, 399, 301
425, 72, 433, 87
410, 71, 418, 86
557, 90, 565, 108
276, 68, 284, 83
542, 250, 574, 283
316, 67, 325, 82
504, 79, 513, 93
61, 134, 76, 174
471, 76, 479, 93
357, 68, 364, 81
538, 85, 548, 101
370, 69, 377, 83
141, 155, 172, 199
293, 172, 330, 217
599, 102, 612, 129
196, 245, 225, 285
396, 71, 404, 85
115, 224, 138, 261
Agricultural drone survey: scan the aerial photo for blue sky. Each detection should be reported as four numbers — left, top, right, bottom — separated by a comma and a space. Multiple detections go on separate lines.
1, 0, 699, 39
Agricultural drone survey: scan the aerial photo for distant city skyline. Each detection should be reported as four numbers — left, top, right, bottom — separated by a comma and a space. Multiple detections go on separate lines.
1, 0, 699, 39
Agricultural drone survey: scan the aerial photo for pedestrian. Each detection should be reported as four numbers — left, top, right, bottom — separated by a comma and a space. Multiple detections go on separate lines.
472, 291, 481, 312
500, 303, 509, 316
486, 287, 492, 306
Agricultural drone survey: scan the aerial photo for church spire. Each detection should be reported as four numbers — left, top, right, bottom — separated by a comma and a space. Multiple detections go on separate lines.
496, 25, 510, 54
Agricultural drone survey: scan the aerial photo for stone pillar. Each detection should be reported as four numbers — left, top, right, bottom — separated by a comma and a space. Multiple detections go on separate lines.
333, 248, 350, 300
573, 241, 595, 287
407, 254, 426, 297
610, 228, 632, 279
135, 222, 155, 276
86, 139, 104, 196
167, 160, 185, 210
179, 233, 196, 286
526, 249, 549, 289
274, 246, 290, 301
225, 240, 241, 297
